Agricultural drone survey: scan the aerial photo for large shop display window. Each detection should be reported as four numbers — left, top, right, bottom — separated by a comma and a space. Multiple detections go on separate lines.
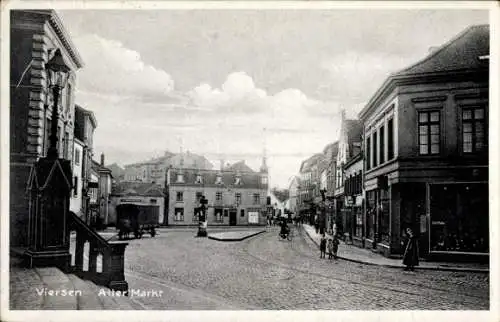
429, 183, 488, 253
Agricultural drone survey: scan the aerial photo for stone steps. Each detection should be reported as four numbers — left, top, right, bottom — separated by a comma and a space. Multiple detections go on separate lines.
10, 259, 141, 310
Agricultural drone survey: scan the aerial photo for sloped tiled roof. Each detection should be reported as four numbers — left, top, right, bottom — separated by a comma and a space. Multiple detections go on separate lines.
396, 24, 489, 76
112, 182, 164, 197
359, 25, 489, 119
91, 160, 113, 177
227, 161, 255, 173
346, 120, 363, 145
169, 168, 265, 189
300, 153, 326, 173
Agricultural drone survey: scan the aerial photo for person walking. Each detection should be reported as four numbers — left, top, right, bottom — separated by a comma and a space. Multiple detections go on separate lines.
332, 234, 340, 259
327, 238, 334, 260
320, 234, 327, 258
402, 228, 419, 271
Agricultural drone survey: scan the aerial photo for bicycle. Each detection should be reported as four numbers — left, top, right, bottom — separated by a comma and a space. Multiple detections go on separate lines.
278, 229, 293, 241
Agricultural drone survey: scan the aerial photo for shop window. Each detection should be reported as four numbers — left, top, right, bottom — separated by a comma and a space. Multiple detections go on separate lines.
462, 107, 486, 153
355, 210, 363, 237
429, 183, 488, 253
379, 189, 390, 244
388, 118, 394, 160
240, 209, 245, 217
224, 209, 229, 217
174, 208, 184, 221
418, 111, 440, 155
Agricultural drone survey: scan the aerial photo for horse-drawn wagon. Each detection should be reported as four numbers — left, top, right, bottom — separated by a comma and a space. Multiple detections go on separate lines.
116, 204, 159, 239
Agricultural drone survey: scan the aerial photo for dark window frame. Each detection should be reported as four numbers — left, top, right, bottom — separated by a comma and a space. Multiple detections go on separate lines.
379, 125, 385, 164
387, 118, 394, 160
418, 110, 441, 155
366, 136, 371, 170
462, 106, 486, 154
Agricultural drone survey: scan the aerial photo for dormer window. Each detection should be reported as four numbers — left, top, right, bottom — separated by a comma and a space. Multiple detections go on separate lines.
176, 172, 184, 183
215, 174, 223, 185
195, 174, 203, 184
235, 176, 242, 185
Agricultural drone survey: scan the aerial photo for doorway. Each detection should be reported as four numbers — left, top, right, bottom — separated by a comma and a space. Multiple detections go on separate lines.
229, 210, 237, 226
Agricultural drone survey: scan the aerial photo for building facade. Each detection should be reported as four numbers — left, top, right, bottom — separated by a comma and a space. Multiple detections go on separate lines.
91, 155, 114, 227
109, 182, 165, 226
322, 142, 339, 232
69, 138, 84, 215
288, 176, 300, 216
10, 9, 84, 246
342, 154, 363, 247
358, 24, 489, 260
334, 111, 363, 237
166, 161, 268, 226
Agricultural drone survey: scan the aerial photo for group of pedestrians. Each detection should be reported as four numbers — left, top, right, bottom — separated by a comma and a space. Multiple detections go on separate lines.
320, 233, 340, 260
315, 225, 420, 271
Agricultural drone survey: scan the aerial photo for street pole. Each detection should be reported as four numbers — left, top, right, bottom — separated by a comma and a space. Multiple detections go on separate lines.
197, 195, 208, 237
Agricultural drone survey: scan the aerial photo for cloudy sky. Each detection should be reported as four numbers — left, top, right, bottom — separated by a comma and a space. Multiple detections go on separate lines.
57, 8, 488, 188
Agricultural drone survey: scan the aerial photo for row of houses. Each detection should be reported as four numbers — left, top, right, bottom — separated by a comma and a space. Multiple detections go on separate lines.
10, 10, 114, 247
105, 158, 270, 227
290, 24, 489, 261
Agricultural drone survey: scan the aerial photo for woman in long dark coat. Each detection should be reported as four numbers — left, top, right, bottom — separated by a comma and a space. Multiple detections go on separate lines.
402, 228, 419, 271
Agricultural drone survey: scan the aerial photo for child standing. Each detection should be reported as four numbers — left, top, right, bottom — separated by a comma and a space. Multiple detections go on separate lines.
327, 238, 334, 259
332, 234, 340, 259
320, 234, 327, 258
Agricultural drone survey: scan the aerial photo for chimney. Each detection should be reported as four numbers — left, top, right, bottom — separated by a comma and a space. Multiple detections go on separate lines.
100, 153, 105, 166
428, 46, 439, 54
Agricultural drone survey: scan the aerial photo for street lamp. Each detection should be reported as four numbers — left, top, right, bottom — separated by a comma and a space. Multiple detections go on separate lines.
25, 48, 73, 269
46, 49, 71, 159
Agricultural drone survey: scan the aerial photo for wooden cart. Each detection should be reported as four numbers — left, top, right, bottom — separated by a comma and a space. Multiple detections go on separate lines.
116, 204, 159, 240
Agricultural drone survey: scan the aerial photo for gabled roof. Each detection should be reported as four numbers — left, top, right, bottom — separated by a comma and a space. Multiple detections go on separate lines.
112, 182, 164, 197
92, 160, 113, 177
359, 24, 489, 119
300, 153, 326, 173
396, 24, 489, 76
346, 119, 363, 146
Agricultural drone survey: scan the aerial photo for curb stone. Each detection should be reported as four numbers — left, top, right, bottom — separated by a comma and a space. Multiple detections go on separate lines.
207, 230, 266, 241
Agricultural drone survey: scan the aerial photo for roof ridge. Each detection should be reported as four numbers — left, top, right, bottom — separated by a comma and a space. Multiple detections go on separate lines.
396, 24, 488, 76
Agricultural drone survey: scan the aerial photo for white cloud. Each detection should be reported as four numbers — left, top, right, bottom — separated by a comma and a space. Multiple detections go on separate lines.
74, 34, 174, 98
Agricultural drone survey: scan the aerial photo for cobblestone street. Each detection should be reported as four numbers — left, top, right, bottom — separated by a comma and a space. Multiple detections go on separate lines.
124, 227, 489, 310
